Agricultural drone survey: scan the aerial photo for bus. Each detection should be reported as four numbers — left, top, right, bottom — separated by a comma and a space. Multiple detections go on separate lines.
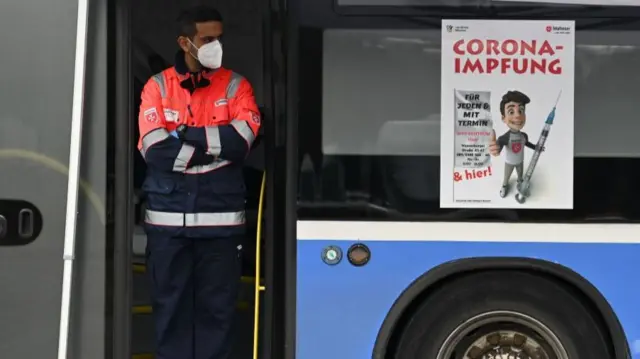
292, 1, 640, 359
1, 0, 639, 358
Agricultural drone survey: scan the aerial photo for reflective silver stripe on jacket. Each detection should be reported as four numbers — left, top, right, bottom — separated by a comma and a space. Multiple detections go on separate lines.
202, 118, 255, 158
173, 144, 195, 172
140, 128, 171, 158
231, 119, 255, 146
185, 159, 231, 174
205, 126, 222, 156
145, 210, 245, 227
226, 72, 244, 98
151, 73, 167, 98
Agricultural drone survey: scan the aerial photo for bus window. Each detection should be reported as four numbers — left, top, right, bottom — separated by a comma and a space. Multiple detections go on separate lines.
335, 0, 635, 9
295, 3, 640, 222
336, 0, 522, 6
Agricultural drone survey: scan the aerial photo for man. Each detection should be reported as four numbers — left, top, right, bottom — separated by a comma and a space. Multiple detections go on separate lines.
488, 90, 541, 198
137, 6, 261, 359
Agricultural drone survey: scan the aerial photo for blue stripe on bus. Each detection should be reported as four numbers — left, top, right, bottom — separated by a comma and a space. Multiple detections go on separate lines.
297, 240, 640, 359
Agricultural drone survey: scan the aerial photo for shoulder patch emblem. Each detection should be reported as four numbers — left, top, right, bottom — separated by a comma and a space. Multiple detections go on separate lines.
144, 107, 159, 123
250, 111, 261, 125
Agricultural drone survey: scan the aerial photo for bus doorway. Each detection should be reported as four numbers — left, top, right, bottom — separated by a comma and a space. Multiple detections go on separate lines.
112, 0, 286, 357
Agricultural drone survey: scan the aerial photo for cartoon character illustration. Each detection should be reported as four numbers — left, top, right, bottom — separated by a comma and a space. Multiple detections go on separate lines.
488, 90, 544, 198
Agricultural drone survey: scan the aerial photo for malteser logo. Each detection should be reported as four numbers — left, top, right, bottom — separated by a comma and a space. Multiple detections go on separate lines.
547, 25, 572, 34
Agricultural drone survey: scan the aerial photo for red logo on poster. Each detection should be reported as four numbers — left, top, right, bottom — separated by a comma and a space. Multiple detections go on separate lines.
546, 26, 552, 32
511, 143, 522, 153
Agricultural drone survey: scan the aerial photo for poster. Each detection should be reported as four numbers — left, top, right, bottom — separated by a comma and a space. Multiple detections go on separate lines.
440, 20, 575, 209
492, 0, 640, 6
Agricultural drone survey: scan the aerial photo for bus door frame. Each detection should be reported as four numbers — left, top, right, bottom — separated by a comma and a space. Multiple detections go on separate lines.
109, 0, 291, 358
283, 0, 299, 358
110, 0, 133, 357
261, 0, 291, 357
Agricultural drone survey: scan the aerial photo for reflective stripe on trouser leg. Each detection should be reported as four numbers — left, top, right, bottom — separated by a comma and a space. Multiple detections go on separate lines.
145, 210, 246, 227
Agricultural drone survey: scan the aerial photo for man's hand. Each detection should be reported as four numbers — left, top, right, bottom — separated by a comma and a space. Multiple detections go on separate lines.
488, 129, 500, 157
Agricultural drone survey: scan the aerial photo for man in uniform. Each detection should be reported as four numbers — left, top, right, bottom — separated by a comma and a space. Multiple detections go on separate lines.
137, 5, 261, 359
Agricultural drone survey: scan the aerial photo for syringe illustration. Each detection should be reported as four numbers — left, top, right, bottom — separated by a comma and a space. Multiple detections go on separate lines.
515, 91, 562, 204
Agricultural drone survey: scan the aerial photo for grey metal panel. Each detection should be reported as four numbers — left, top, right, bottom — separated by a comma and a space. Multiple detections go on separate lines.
69, 0, 108, 357
0, 0, 107, 358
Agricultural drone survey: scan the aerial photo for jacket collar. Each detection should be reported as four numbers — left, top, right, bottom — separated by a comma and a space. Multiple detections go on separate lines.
174, 50, 216, 92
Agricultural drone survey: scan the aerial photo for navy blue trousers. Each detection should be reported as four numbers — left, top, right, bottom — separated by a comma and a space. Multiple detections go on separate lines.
146, 235, 243, 359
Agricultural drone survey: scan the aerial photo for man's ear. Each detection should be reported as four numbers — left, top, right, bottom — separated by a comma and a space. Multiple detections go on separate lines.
177, 36, 190, 53
501, 115, 506, 123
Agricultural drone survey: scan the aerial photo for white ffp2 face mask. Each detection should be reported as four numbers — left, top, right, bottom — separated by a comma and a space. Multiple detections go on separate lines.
189, 39, 223, 69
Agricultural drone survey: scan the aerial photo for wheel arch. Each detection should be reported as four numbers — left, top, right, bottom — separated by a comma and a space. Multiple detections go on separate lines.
371, 257, 630, 359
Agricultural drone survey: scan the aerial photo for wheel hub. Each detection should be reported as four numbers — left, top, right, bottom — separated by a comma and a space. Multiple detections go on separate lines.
436, 311, 569, 359
463, 330, 550, 359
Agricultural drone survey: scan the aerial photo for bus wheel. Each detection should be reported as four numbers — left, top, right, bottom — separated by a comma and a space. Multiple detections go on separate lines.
393, 271, 611, 359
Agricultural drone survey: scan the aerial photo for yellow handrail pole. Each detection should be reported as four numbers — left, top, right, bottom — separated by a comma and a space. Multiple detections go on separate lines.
253, 172, 267, 359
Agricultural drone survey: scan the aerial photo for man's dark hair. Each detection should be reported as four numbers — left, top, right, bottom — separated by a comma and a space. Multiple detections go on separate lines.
177, 6, 223, 38
500, 90, 530, 116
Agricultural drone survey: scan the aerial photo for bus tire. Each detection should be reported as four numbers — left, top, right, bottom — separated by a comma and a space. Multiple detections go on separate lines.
393, 270, 611, 359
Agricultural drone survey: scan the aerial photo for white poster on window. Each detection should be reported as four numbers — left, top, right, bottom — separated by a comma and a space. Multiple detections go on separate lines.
440, 20, 575, 209
493, 0, 640, 5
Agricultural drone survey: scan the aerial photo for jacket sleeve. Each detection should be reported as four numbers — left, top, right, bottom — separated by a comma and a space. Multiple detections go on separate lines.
183, 75, 261, 163
137, 77, 215, 172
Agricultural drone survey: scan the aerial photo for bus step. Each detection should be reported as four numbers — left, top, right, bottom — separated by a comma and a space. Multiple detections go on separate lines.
132, 301, 250, 315
132, 263, 262, 285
